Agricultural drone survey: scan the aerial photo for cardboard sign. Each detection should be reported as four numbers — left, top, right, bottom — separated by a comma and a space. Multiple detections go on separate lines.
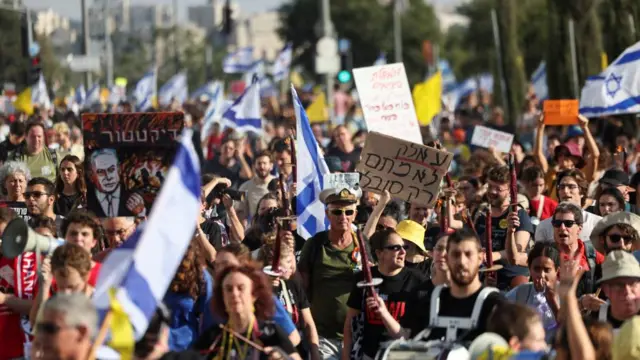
355, 132, 453, 205
82, 112, 184, 218
470, 125, 514, 153
543, 100, 579, 125
353, 63, 422, 144
324, 172, 360, 191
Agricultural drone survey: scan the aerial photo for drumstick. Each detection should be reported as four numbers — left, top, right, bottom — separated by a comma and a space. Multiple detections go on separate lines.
219, 324, 266, 352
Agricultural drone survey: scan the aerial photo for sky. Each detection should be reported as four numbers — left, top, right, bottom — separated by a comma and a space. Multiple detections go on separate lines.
23, 0, 287, 20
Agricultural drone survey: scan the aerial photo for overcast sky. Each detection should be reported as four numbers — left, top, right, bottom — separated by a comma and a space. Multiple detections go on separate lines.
23, 0, 287, 20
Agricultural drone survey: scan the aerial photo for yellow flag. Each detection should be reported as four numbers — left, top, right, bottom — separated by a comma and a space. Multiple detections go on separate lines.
413, 71, 442, 126
108, 288, 134, 360
601, 52, 609, 71
306, 92, 328, 123
100, 88, 110, 104
290, 71, 304, 88
152, 95, 158, 109
13, 88, 33, 115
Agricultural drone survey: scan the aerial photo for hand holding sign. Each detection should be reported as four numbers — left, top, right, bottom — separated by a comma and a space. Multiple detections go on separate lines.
543, 100, 579, 125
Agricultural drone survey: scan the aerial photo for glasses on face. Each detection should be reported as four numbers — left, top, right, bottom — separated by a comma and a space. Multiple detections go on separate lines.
607, 234, 633, 244
552, 219, 578, 228
557, 183, 578, 190
608, 280, 640, 293
105, 227, 132, 238
36, 322, 67, 335
25, 191, 49, 199
383, 244, 409, 252
329, 208, 355, 217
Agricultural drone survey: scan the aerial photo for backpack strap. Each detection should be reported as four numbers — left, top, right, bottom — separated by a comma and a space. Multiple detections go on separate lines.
514, 284, 534, 304
583, 241, 597, 293
470, 287, 498, 328
598, 301, 610, 322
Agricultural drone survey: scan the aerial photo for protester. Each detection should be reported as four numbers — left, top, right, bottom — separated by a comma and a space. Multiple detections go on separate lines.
237, 150, 275, 223
26, 177, 64, 235
0, 160, 30, 202
8, 120, 58, 182
53, 154, 86, 217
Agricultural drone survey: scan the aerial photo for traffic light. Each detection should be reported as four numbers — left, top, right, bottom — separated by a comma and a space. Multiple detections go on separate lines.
28, 55, 42, 85
337, 70, 352, 83
222, 0, 233, 35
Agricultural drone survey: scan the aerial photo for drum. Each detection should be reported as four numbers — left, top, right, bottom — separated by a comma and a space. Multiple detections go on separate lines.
375, 339, 469, 360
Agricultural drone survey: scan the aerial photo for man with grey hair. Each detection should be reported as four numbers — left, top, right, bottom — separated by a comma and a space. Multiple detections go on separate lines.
551, 202, 606, 311
32, 293, 97, 360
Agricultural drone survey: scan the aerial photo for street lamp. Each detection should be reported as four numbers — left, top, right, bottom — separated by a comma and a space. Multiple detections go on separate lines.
378, 0, 407, 63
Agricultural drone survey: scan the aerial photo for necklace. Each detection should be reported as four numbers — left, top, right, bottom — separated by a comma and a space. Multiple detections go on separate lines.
217, 316, 255, 360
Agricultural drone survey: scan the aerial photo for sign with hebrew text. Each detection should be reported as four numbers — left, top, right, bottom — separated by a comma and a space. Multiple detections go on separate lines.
470, 125, 514, 153
355, 132, 453, 205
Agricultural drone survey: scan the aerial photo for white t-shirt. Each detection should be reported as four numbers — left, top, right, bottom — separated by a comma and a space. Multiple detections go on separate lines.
534, 209, 601, 243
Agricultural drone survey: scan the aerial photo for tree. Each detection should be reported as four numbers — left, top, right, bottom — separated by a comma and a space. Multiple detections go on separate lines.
600, 0, 638, 62
546, 0, 573, 99
277, 0, 440, 85
0, 10, 27, 89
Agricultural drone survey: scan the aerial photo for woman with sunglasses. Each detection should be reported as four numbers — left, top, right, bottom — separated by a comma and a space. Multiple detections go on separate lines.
343, 229, 425, 360
54, 155, 87, 217
192, 262, 300, 360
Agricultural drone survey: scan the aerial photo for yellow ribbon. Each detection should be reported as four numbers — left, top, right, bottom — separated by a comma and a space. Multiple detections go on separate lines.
107, 288, 135, 360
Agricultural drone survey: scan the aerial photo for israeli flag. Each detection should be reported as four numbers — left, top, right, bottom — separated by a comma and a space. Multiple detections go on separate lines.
221, 76, 262, 134
478, 73, 494, 93
243, 60, 266, 86
532, 61, 548, 101
439, 60, 457, 92
374, 52, 387, 66
74, 84, 86, 106
134, 68, 157, 111
31, 74, 51, 109
294, 85, 329, 239
158, 71, 188, 107
191, 81, 221, 101
442, 77, 478, 111
272, 43, 293, 81
93, 129, 200, 347
580, 40, 640, 118
107, 84, 126, 105
223, 47, 254, 73
200, 81, 225, 141
85, 84, 101, 106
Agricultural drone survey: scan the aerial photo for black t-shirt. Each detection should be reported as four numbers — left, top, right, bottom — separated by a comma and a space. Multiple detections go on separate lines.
54, 193, 83, 217
475, 208, 533, 289
588, 306, 637, 330
202, 155, 243, 189
326, 146, 362, 172
403, 286, 505, 344
274, 272, 310, 332
192, 320, 296, 360
347, 267, 426, 357
404, 258, 432, 279
200, 218, 230, 250
424, 225, 441, 250
0, 139, 22, 164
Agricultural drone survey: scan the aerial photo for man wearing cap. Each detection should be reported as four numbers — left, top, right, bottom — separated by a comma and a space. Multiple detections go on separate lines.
594, 169, 638, 214
298, 187, 367, 359
590, 212, 640, 255
590, 250, 640, 332
395, 220, 431, 276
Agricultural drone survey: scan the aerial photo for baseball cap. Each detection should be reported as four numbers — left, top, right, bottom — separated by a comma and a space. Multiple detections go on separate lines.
597, 250, 640, 284
600, 168, 633, 188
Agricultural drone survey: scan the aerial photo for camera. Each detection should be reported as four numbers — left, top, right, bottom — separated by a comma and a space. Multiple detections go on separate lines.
258, 208, 297, 233
211, 183, 246, 201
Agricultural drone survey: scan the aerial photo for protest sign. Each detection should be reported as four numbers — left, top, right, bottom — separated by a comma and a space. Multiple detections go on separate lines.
82, 112, 184, 218
0, 201, 30, 222
324, 172, 360, 190
353, 63, 422, 144
470, 125, 514, 153
543, 100, 579, 125
355, 132, 453, 205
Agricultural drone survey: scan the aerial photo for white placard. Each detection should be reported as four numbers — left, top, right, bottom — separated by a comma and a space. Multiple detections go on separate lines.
353, 63, 422, 144
324, 172, 360, 190
470, 125, 514, 153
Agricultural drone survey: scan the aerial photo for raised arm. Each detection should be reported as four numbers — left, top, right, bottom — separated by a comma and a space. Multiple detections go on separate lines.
579, 115, 599, 182
533, 115, 549, 173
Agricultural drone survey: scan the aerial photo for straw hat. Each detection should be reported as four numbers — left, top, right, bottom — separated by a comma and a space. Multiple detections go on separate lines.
589, 212, 640, 254
597, 250, 640, 285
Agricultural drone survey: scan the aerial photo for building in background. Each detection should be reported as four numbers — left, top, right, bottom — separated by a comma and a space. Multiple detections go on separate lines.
34, 8, 70, 36
0, 0, 22, 9
236, 11, 283, 61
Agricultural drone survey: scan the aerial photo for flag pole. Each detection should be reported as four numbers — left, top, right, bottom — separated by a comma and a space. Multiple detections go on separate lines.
87, 311, 113, 360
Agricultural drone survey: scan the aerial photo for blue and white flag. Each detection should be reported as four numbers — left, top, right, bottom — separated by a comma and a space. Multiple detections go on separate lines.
200, 81, 225, 141
243, 60, 267, 87
221, 77, 262, 134
107, 84, 126, 105
134, 68, 157, 111
93, 129, 200, 352
223, 47, 254, 73
85, 83, 101, 106
439, 60, 457, 92
74, 84, 86, 106
31, 74, 51, 109
478, 73, 494, 93
580, 40, 640, 118
374, 52, 387, 66
158, 71, 188, 107
531, 61, 548, 101
191, 81, 220, 101
293, 85, 330, 240
272, 43, 293, 81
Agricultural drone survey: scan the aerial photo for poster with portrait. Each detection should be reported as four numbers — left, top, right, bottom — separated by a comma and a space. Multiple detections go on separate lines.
82, 112, 184, 218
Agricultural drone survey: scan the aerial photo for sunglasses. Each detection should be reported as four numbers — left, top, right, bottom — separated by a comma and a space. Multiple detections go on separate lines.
551, 220, 579, 228
36, 322, 65, 335
384, 244, 409, 251
607, 234, 633, 244
25, 191, 49, 199
329, 208, 355, 216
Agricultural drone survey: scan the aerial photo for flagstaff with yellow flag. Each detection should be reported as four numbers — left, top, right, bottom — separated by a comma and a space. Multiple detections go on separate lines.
13, 87, 33, 115
412, 71, 443, 126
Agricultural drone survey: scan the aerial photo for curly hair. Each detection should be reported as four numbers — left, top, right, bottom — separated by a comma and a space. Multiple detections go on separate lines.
0, 161, 31, 196
218, 242, 251, 263
169, 241, 204, 299
30, 215, 57, 235
51, 243, 92, 279
486, 165, 510, 185
55, 155, 87, 204
212, 261, 275, 321
602, 223, 640, 244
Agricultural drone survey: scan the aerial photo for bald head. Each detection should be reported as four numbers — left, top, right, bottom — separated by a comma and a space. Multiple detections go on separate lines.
102, 217, 136, 248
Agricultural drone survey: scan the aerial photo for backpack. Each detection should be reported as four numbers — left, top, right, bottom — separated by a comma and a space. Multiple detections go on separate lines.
579, 241, 598, 296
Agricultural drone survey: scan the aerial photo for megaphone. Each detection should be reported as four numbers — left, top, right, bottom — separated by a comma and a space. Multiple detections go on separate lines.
1, 218, 65, 259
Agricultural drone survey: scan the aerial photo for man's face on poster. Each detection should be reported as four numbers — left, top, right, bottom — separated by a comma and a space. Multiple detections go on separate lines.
92, 152, 120, 193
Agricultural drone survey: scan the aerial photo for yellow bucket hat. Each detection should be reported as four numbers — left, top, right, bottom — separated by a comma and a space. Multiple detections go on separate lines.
395, 220, 427, 253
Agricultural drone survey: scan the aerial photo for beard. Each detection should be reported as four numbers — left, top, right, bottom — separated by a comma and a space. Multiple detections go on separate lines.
450, 264, 479, 287
488, 195, 505, 208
